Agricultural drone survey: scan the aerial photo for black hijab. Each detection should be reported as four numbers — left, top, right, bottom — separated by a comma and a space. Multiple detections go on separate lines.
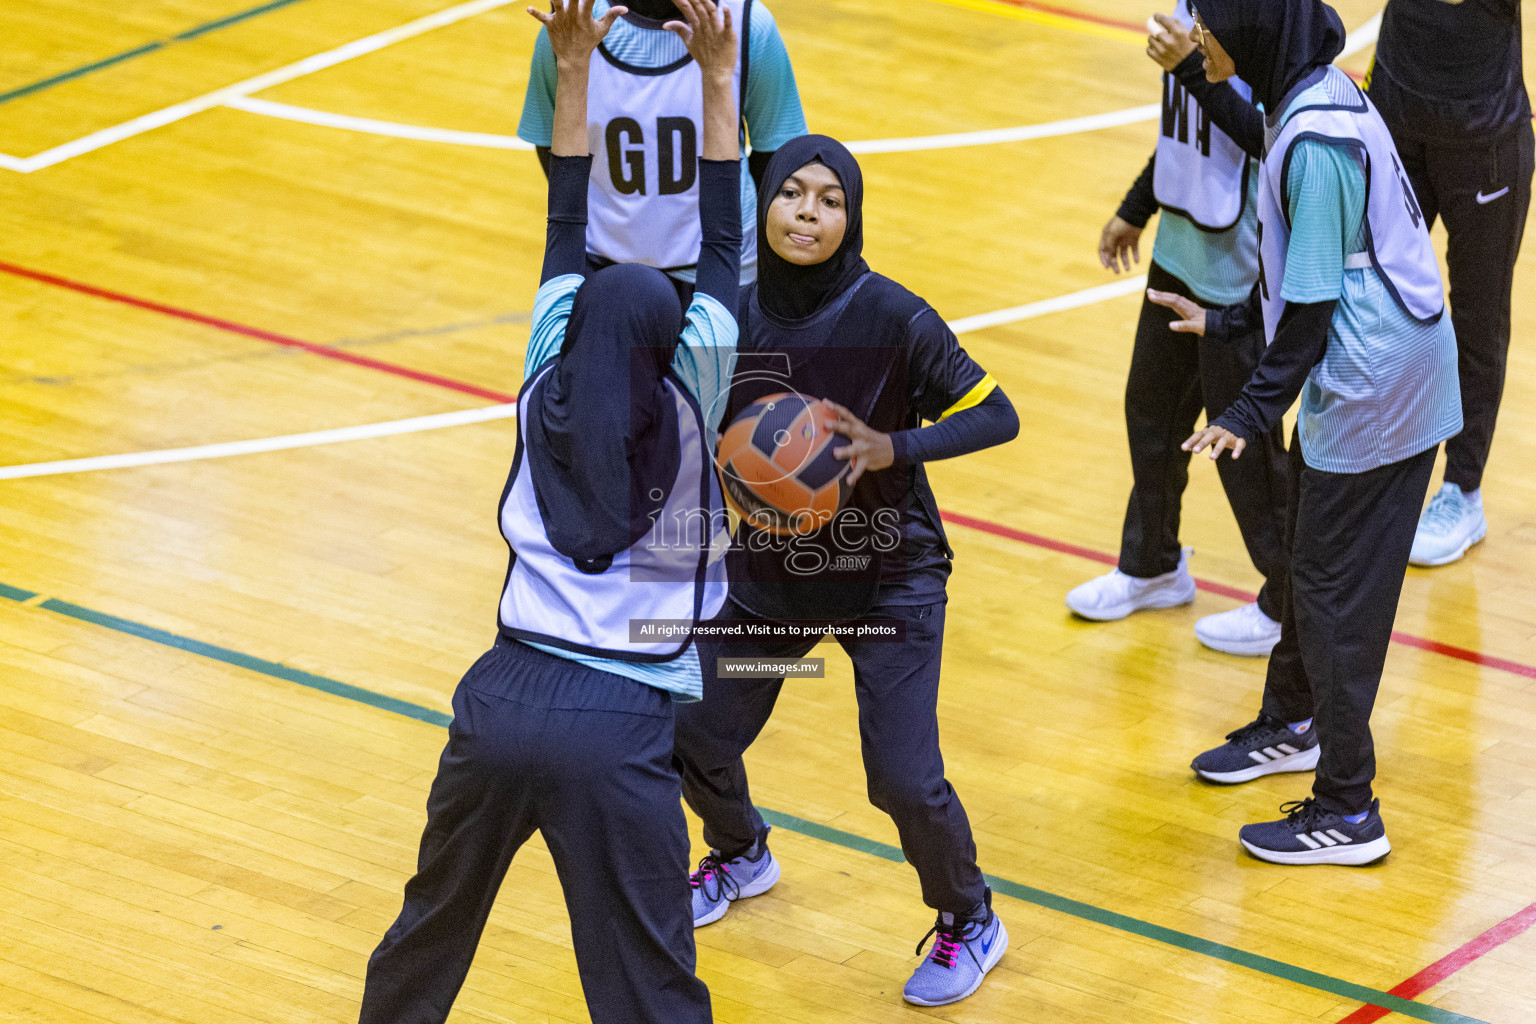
756, 135, 870, 321
524, 264, 683, 569
621, 0, 680, 21
1194, 0, 1345, 113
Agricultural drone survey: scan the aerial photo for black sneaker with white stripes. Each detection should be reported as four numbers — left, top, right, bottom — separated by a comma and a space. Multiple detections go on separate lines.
1239, 797, 1391, 865
1190, 712, 1319, 783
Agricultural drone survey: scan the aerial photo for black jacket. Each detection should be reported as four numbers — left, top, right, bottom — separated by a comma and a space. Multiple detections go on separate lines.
1368, 0, 1531, 143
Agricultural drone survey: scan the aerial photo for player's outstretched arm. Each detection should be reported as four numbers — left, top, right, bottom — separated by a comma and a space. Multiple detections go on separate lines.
529, 0, 627, 157
665, 0, 738, 161
666, 0, 742, 309
528, 0, 626, 283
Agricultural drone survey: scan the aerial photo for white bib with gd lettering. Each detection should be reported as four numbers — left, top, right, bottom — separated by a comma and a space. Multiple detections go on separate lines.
584, 1, 750, 274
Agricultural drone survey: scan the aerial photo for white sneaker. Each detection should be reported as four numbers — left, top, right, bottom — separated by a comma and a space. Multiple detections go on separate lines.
1410, 483, 1486, 567
1195, 602, 1281, 656
1066, 550, 1196, 621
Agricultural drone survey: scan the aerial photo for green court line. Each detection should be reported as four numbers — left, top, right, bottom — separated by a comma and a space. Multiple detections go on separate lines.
0, 0, 313, 106
172, 0, 313, 40
756, 808, 906, 863
1, 580, 1486, 1024
38, 597, 452, 728
0, 582, 38, 602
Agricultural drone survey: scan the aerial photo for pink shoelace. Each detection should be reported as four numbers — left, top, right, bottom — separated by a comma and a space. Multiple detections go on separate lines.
928, 933, 962, 968
690, 854, 738, 901
914, 917, 973, 969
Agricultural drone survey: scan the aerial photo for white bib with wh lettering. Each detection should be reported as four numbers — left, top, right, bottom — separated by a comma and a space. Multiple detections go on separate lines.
1151, 0, 1253, 231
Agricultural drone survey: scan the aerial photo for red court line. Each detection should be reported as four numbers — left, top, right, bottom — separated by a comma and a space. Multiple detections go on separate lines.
12, 257, 1536, 1020
937, 511, 1536, 681
1387, 632, 1536, 682
1334, 901, 1536, 1023
983, 0, 1146, 33
0, 260, 515, 404
7, 258, 1535, 685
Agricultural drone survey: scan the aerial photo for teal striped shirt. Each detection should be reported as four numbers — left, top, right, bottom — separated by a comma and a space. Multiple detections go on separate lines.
1151, 159, 1261, 307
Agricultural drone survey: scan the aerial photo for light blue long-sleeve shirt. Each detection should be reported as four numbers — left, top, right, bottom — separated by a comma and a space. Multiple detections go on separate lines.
516, 275, 738, 700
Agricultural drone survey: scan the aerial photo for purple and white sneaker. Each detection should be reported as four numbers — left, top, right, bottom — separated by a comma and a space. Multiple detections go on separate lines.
690, 831, 781, 927
903, 889, 1008, 1006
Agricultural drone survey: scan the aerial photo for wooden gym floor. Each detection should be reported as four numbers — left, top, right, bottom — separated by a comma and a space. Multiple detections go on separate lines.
1, 0, 1534, 1021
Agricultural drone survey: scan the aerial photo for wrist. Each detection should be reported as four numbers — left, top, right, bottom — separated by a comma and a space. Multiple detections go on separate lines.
1209, 413, 1244, 438
554, 55, 593, 76
1115, 203, 1152, 230
1204, 307, 1229, 342
1171, 50, 1205, 85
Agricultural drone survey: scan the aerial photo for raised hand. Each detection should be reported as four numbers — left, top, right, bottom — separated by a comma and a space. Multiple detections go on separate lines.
1146, 12, 1197, 71
1098, 215, 1142, 273
664, 0, 736, 80
1145, 288, 1207, 334
528, 0, 627, 67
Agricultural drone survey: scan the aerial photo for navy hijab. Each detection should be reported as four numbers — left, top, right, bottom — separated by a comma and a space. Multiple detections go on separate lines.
524, 264, 683, 569
621, 0, 681, 20
756, 135, 870, 321
1193, 0, 1345, 113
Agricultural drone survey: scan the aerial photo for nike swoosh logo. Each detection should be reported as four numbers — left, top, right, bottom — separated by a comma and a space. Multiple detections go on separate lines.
979, 926, 996, 955
1477, 187, 1510, 204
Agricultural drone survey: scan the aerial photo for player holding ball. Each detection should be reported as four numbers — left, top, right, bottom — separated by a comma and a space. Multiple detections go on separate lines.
673, 134, 1020, 1007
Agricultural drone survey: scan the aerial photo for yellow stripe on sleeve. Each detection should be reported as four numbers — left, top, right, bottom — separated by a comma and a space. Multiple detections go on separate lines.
937, 372, 998, 421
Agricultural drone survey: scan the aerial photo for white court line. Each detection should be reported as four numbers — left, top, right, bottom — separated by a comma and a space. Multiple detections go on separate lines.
0, 9, 1380, 171
0, 0, 515, 173
0, 277, 1148, 479
226, 96, 535, 149
846, 105, 1160, 154
224, 97, 1162, 154
220, 15, 1381, 156
1342, 12, 1382, 60
0, 403, 517, 480
947, 275, 1147, 334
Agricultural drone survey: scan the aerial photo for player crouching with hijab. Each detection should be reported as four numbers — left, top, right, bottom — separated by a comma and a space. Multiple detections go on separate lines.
672, 135, 1020, 1006
1150, 0, 1461, 865
356, 1, 740, 1022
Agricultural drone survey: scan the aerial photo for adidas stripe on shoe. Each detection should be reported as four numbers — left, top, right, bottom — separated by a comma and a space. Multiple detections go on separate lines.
1239, 797, 1391, 865
1191, 713, 1319, 784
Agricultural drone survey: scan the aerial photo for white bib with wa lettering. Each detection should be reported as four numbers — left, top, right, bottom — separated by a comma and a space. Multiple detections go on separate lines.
1256, 66, 1444, 342
1151, 0, 1253, 231
584, 1, 750, 274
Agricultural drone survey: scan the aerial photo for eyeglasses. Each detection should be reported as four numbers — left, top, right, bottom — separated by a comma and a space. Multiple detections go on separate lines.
1188, 6, 1207, 49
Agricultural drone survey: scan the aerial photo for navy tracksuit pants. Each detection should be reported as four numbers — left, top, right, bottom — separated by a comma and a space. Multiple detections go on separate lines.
1260, 439, 1438, 816
1121, 261, 1293, 619
673, 597, 988, 916
359, 637, 711, 1024
1390, 120, 1534, 493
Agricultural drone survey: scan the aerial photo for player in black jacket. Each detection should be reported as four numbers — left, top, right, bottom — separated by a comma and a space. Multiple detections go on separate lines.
1367, 0, 1533, 566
